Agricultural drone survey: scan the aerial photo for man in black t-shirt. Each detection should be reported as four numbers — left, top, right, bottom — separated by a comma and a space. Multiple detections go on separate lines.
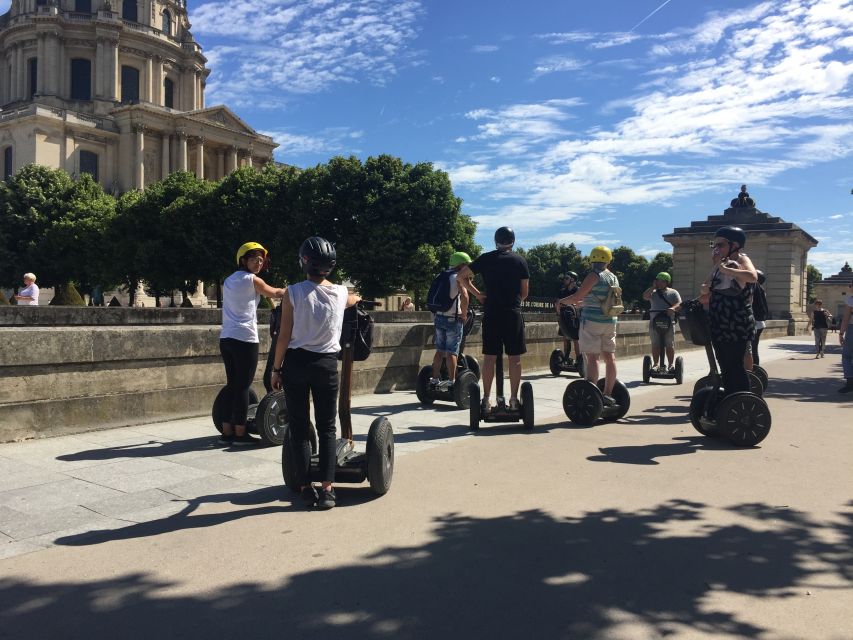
458, 226, 530, 411
558, 272, 580, 363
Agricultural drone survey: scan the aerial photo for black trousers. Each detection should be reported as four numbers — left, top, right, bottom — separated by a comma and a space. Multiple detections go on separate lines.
713, 339, 749, 394
752, 328, 764, 366
283, 348, 339, 484
219, 338, 259, 425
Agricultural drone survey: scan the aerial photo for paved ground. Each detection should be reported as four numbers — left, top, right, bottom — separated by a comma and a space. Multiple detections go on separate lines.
1, 336, 851, 639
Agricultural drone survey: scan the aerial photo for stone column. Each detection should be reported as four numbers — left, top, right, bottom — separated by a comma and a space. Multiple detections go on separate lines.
144, 55, 153, 103
161, 133, 170, 179
195, 138, 204, 179
36, 34, 45, 95
46, 33, 60, 96
228, 145, 238, 173
177, 131, 188, 171
153, 57, 163, 105
134, 126, 145, 190
95, 39, 104, 98
7, 46, 16, 102
245, 147, 253, 169
15, 44, 24, 101
189, 70, 198, 110
217, 149, 225, 180
107, 38, 119, 101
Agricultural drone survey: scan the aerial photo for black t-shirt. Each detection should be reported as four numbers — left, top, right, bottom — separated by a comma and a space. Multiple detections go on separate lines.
469, 249, 530, 310
813, 309, 829, 329
559, 285, 578, 299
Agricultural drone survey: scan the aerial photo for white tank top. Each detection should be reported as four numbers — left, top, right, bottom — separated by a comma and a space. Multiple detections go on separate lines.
288, 280, 349, 354
220, 271, 260, 343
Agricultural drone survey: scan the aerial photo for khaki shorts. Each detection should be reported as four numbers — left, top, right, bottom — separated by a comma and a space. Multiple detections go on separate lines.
649, 322, 675, 348
579, 319, 617, 354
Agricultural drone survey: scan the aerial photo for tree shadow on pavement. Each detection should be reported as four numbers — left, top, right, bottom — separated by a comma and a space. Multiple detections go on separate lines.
3, 499, 850, 639
764, 368, 852, 405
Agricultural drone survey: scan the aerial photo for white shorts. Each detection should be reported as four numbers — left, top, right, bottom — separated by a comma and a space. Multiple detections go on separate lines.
579, 320, 617, 354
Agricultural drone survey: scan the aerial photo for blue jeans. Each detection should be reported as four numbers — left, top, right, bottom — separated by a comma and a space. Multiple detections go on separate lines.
843, 327, 853, 379
434, 314, 463, 354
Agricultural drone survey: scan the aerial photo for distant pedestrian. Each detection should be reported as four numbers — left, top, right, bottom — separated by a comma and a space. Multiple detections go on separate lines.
838, 294, 852, 394
810, 300, 832, 358
14, 273, 39, 306
399, 296, 415, 312
642, 272, 681, 373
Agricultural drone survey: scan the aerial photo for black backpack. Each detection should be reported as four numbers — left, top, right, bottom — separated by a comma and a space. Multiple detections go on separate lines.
339, 305, 374, 362
269, 304, 282, 339
751, 284, 769, 321
426, 269, 458, 314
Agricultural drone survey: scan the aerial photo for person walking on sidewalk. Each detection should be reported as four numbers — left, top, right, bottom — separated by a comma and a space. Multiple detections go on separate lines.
220, 243, 286, 446
642, 272, 681, 373
810, 300, 832, 358
14, 273, 39, 306
271, 237, 360, 510
838, 294, 853, 393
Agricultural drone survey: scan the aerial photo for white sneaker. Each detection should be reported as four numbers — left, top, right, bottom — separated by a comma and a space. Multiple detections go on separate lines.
437, 380, 453, 390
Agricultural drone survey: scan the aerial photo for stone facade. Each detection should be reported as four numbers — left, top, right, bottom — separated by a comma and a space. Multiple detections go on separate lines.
663, 186, 817, 323
0, 0, 276, 193
813, 262, 853, 320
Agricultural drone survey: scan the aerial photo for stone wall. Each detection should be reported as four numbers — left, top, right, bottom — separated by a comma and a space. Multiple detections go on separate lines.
0, 308, 792, 442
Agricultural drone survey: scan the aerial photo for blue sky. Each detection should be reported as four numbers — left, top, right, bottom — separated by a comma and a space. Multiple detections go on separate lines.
4, 0, 852, 274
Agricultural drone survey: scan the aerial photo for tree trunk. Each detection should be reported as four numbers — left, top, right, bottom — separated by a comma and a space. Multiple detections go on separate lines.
216, 281, 223, 308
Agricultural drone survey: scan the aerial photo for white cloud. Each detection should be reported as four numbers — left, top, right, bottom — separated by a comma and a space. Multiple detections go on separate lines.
472, 44, 499, 53
532, 56, 585, 78
261, 127, 364, 158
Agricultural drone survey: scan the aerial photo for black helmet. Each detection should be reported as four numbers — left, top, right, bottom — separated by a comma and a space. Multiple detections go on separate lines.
756, 270, 766, 285
715, 226, 746, 249
298, 236, 336, 276
495, 226, 515, 247
563, 271, 578, 281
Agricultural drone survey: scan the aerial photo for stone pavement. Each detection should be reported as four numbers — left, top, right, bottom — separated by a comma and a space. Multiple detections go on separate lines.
0, 336, 851, 639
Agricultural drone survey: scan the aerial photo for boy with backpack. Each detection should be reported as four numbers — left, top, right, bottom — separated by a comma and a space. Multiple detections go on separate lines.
557, 246, 622, 406
427, 251, 478, 390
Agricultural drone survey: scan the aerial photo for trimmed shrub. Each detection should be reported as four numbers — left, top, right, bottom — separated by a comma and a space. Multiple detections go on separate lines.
0, 290, 8, 305
50, 282, 86, 306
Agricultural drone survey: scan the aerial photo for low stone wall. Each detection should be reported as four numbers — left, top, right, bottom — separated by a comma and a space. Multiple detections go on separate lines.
0, 309, 791, 442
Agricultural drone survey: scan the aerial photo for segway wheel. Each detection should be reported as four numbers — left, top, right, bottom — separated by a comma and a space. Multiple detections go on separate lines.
674, 357, 684, 385
642, 355, 652, 383
715, 392, 771, 447
747, 371, 764, 397
280, 426, 299, 492
689, 386, 720, 437
752, 365, 769, 392
212, 387, 259, 433
563, 379, 603, 426
255, 390, 287, 446
549, 350, 564, 377
520, 381, 534, 430
468, 382, 481, 431
693, 374, 719, 396
367, 417, 394, 495
597, 378, 630, 420
454, 370, 478, 409
416, 366, 435, 405
465, 355, 481, 380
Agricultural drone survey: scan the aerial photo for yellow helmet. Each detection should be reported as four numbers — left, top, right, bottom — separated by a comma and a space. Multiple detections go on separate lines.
589, 246, 612, 263
236, 241, 268, 266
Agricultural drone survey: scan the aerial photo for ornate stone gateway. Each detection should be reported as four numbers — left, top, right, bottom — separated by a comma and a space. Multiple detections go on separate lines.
663, 186, 817, 326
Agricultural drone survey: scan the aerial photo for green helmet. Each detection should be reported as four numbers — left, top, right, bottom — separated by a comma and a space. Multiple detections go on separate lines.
449, 251, 472, 267
655, 272, 672, 284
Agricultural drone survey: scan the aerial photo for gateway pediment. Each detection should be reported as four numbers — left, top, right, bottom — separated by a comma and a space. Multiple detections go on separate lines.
188, 107, 258, 135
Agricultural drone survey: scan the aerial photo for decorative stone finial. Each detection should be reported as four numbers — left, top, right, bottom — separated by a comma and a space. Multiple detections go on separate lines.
730, 184, 756, 208
842, 262, 852, 274
101, 0, 113, 11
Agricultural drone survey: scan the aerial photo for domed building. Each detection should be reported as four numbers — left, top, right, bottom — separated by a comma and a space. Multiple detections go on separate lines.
0, 0, 276, 194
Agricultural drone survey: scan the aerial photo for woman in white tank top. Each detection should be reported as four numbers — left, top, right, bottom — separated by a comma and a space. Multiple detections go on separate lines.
271, 237, 359, 510
218, 242, 285, 446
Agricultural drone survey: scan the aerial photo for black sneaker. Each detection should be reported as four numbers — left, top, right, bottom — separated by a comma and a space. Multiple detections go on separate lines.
317, 487, 337, 510
218, 433, 233, 445
602, 395, 616, 407
231, 433, 260, 446
839, 381, 853, 394
301, 485, 318, 507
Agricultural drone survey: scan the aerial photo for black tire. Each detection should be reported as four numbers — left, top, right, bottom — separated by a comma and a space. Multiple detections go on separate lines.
562, 379, 603, 426
689, 386, 720, 437
752, 365, 769, 391
367, 417, 394, 495
465, 355, 481, 380
453, 370, 478, 409
715, 392, 771, 447
212, 387, 259, 433
550, 350, 564, 377
280, 425, 299, 492
642, 355, 651, 383
521, 382, 534, 430
468, 382, 481, 431
693, 374, 718, 396
255, 390, 287, 446
674, 357, 684, 385
597, 378, 630, 420
747, 371, 764, 397
416, 366, 434, 405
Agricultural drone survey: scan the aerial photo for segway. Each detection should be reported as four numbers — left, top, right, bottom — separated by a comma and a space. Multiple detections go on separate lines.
681, 300, 771, 446
281, 301, 393, 496
549, 304, 585, 378
751, 364, 769, 391
467, 347, 534, 431
416, 310, 481, 409
562, 374, 631, 426
212, 384, 301, 447
642, 355, 684, 384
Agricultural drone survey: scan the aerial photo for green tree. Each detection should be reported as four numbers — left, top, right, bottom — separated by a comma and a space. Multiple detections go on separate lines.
806, 264, 822, 303
609, 246, 649, 308
645, 252, 674, 285
522, 243, 585, 298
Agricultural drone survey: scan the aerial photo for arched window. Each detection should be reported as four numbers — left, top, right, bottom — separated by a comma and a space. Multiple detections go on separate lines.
163, 77, 174, 109
122, 0, 138, 22
28, 58, 37, 98
162, 10, 172, 36
76, 0, 92, 12
3, 147, 13, 180
70, 59, 92, 101
121, 66, 140, 104
79, 150, 99, 183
